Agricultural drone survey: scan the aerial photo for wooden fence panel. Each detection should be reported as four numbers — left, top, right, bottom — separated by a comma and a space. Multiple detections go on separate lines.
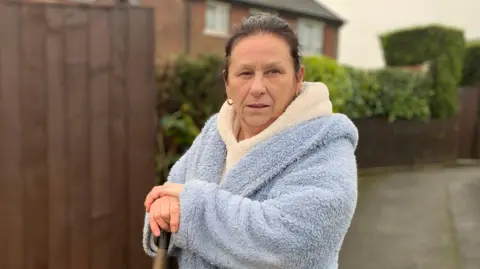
0, 2, 156, 269
89, 7, 112, 269
0, 3, 23, 269
21, 4, 50, 269
126, 8, 156, 269
45, 5, 69, 269
457, 86, 480, 159
110, 6, 129, 269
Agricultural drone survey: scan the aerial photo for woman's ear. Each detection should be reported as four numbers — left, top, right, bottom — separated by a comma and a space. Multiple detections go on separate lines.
295, 65, 305, 94
222, 70, 228, 86
296, 65, 305, 82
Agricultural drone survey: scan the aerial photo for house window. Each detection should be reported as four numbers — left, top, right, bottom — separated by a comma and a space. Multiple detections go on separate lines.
204, 1, 230, 36
297, 18, 324, 55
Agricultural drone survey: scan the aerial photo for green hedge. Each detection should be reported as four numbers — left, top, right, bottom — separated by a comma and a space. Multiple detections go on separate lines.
155, 54, 225, 183
379, 24, 466, 118
461, 40, 480, 86
154, 53, 434, 182
302, 56, 353, 113
344, 66, 433, 122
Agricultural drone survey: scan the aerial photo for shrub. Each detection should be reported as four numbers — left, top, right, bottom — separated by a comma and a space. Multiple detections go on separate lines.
461, 40, 480, 87
155, 53, 225, 183
156, 53, 226, 126
379, 24, 466, 118
343, 67, 383, 119
375, 67, 433, 121
344, 66, 433, 122
302, 55, 353, 113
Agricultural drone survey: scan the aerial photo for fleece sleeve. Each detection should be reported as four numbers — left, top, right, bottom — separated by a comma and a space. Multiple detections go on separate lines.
142, 115, 216, 257
171, 137, 358, 269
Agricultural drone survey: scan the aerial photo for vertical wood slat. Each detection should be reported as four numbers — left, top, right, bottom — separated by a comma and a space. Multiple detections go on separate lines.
109, 6, 129, 269
0, 3, 23, 269
127, 7, 156, 269
46, 5, 69, 269
89, 7, 111, 269
65, 6, 90, 269
20, 4, 49, 269
127, 9, 155, 268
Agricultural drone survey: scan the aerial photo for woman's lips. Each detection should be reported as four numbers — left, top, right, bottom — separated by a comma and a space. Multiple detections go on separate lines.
247, 104, 269, 108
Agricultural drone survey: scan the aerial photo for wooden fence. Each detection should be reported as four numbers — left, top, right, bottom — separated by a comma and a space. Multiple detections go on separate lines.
354, 86, 480, 169
354, 117, 460, 169
0, 1, 156, 269
457, 86, 480, 159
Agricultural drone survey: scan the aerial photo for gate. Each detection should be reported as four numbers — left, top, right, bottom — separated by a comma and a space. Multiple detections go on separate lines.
0, 1, 156, 269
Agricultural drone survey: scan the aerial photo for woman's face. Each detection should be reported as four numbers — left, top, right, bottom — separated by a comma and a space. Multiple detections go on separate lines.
225, 33, 304, 130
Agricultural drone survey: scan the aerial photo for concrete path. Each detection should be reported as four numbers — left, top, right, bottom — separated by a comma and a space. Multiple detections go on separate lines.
339, 165, 480, 269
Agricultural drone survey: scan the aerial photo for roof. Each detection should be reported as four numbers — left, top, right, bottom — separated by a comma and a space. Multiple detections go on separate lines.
233, 0, 345, 24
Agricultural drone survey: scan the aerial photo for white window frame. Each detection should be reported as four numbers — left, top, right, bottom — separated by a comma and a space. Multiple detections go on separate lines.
249, 8, 278, 16
204, 0, 231, 37
297, 18, 324, 56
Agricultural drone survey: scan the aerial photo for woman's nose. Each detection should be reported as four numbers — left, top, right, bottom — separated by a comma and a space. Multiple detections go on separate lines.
250, 75, 266, 96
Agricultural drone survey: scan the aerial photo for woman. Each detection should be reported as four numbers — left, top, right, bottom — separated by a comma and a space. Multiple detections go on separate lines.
142, 14, 358, 269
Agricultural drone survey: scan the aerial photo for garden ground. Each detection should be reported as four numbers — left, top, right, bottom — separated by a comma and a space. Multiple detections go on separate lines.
339, 163, 480, 269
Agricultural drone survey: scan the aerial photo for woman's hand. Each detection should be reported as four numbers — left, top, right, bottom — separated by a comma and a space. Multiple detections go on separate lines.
149, 196, 180, 235
145, 183, 185, 212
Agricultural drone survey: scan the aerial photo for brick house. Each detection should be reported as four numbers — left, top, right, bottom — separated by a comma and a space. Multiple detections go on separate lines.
143, 0, 345, 62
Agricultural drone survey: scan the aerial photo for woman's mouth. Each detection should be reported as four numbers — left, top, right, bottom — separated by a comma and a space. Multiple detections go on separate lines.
247, 103, 269, 108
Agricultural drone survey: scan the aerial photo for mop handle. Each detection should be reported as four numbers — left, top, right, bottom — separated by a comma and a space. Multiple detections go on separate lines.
152, 231, 171, 269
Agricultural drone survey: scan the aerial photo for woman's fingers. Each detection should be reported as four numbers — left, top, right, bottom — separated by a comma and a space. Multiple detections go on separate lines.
144, 186, 162, 212
169, 198, 180, 233
160, 198, 170, 224
153, 209, 171, 232
149, 213, 161, 237
144, 183, 185, 212
150, 199, 171, 235
156, 184, 185, 198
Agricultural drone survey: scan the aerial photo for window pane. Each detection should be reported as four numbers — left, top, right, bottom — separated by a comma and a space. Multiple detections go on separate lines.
298, 24, 308, 50
314, 24, 324, 53
298, 19, 324, 54
220, 5, 229, 32
206, 4, 216, 30
304, 24, 312, 51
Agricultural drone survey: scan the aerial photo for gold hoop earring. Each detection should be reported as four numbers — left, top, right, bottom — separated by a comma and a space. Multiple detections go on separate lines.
227, 99, 233, 105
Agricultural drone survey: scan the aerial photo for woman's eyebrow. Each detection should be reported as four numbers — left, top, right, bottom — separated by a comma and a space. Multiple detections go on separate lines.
235, 61, 283, 69
263, 61, 283, 68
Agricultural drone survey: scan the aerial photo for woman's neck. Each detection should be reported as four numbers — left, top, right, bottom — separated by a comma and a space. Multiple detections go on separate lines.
237, 123, 268, 141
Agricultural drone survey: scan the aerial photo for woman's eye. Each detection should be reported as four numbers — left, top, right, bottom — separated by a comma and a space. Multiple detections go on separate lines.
266, 69, 280, 74
240, 71, 253, 76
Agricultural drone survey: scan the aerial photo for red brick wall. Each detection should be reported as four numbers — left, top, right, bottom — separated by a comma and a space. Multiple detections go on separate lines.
139, 0, 338, 62
141, 0, 185, 63
188, 1, 244, 57
324, 24, 338, 58
187, 1, 337, 60
188, 2, 299, 58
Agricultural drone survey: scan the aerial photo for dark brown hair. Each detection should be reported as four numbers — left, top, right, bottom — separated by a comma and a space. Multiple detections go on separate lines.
223, 13, 301, 80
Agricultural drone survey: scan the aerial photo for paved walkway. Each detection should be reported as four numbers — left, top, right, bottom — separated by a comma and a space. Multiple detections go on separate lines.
339, 165, 480, 269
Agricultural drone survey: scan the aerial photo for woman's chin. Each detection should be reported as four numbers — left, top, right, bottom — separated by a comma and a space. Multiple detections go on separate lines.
244, 115, 274, 129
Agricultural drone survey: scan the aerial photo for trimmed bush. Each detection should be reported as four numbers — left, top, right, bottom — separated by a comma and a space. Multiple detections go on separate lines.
155, 53, 225, 183
461, 40, 480, 87
345, 66, 433, 122
156, 53, 225, 126
343, 67, 383, 119
154, 53, 433, 183
302, 55, 353, 113
379, 24, 466, 118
